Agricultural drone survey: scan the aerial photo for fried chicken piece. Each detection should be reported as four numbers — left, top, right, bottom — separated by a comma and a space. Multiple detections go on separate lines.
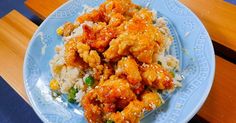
140, 63, 174, 90
102, 36, 121, 62
140, 91, 162, 111
106, 91, 162, 123
82, 23, 118, 52
121, 100, 145, 123
97, 77, 137, 111
77, 0, 140, 52
103, 9, 163, 63
115, 56, 144, 94
76, 9, 107, 24
101, 64, 114, 81
77, 42, 104, 79
116, 56, 142, 86
64, 40, 88, 69
77, 42, 101, 68
76, 0, 138, 24
81, 89, 104, 123
62, 22, 75, 36
107, 100, 145, 123
133, 84, 145, 95
108, 13, 126, 27
81, 77, 136, 123
102, 0, 134, 14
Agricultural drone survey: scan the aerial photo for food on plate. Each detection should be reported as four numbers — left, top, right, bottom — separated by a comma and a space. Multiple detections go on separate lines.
49, 0, 182, 122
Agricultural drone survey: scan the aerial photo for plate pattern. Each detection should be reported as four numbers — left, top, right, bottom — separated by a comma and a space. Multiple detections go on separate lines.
165, 0, 191, 16
165, 30, 210, 123
25, 55, 40, 91
50, 0, 80, 19
24, 0, 214, 122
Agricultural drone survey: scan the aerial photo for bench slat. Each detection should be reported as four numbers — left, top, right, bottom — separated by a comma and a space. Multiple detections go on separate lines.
198, 56, 236, 122
0, 10, 37, 103
24, 0, 67, 20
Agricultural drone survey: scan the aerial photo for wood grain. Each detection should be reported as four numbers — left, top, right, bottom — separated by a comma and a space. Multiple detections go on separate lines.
198, 56, 236, 122
0, 10, 37, 103
24, 0, 67, 20
25, 0, 236, 51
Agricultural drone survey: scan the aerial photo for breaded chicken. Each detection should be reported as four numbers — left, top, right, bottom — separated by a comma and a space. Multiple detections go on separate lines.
77, 42, 102, 68
82, 23, 118, 52
97, 77, 137, 111
140, 91, 162, 111
116, 56, 142, 85
64, 39, 88, 69
103, 9, 163, 63
81, 89, 103, 123
76, 0, 138, 24
82, 77, 137, 123
106, 91, 162, 123
107, 100, 145, 123
140, 63, 174, 90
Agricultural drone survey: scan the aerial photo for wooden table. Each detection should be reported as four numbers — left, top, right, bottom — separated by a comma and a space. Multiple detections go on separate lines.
0, 0, 236, 122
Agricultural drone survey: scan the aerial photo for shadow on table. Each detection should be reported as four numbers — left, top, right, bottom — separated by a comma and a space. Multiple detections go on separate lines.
0, 0, 42, 25
0, 76, 42, 123
189, 115, 209, 123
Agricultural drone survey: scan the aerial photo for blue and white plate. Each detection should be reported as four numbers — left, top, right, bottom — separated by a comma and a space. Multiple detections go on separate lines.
23, 0, 215, 122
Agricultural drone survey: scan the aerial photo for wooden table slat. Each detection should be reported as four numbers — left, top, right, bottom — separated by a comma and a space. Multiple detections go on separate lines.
198, 56, 236, 122
0, 10, 37, 103
24, 0, 67, 20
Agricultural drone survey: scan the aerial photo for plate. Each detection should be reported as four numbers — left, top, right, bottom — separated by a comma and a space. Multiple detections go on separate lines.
23, 0, 215, 122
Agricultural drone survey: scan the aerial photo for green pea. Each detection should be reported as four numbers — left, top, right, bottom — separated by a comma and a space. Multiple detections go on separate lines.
85, 75, 94, 86
170, 71, 175, 77
68, 87, 78, 103
68, 98, 76, 103
106, 120, 114, 123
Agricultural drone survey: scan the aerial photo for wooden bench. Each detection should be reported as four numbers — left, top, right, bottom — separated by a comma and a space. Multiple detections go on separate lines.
0, 0, 236, 122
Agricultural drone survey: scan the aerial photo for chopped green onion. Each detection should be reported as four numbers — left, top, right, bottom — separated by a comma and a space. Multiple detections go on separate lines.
68, 87, 78, 103
106, 120, 114, 123
51, 90, 61, 99
158, 61, 162, 65
85, 75, 94, 86
170, 71, 175, 77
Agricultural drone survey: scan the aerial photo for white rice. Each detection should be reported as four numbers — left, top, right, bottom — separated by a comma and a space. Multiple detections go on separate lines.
155, 17, 173, 52
74, 78, 84, 90
77, 5, 98, 17
157, 54, 179, 71
49, 45, 83, 94
152, 14, 183, 88
63, 21, 94, 42
75, 90, 85, 104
